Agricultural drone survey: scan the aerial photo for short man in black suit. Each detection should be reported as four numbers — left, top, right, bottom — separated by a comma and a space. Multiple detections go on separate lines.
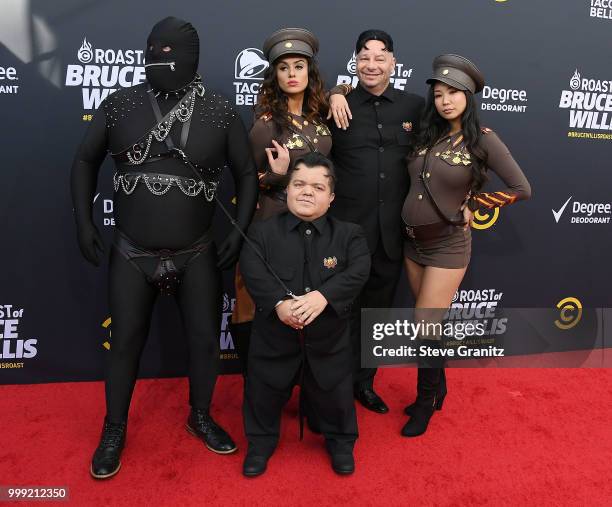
329, 30, 425, 413
239, 152, 371, 477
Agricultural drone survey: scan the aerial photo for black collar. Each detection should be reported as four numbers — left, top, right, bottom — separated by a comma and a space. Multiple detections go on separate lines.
354, 82, 396, 104
149, 74, 203, 98
286, 212, 328, 234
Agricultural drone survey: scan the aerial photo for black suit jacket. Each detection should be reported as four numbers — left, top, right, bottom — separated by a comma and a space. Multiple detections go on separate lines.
329, 84, 425, 260
239, 212, 371, 390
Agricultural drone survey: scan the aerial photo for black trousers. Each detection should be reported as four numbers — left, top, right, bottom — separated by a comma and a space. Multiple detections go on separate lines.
105, 246, 221, 422
243, 361, 358, 458
350, 238, 403, 389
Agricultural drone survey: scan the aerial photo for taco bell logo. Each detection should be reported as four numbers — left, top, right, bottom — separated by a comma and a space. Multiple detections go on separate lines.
233, 48, 268, 106
234, 48, 268, 80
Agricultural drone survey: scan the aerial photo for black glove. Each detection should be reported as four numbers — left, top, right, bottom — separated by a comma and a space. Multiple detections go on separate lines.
76, 222, 105, 266
216, 230, 242, 270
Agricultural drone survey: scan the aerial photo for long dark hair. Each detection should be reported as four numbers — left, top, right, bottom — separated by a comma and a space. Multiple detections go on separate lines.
413, 85, 488, 194
255, 56, 329, 137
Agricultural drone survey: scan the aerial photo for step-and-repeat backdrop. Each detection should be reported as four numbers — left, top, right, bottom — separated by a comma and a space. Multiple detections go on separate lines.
1, 0, 611, 383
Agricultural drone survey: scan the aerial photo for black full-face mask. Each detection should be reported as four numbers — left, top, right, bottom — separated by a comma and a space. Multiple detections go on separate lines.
145, 16, 199, 92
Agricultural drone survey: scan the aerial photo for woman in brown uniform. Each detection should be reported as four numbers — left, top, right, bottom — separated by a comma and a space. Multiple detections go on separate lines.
400, 54, 531, 437
231, 28, 351, 367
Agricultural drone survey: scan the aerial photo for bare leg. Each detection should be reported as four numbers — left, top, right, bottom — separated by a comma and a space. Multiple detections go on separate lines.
402, 259, 467, 437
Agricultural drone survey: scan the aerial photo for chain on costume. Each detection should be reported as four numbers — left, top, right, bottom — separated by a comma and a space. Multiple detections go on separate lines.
112, 77, 221, 199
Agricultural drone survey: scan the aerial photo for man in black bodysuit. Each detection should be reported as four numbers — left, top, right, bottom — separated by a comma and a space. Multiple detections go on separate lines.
71, 17, 257, 479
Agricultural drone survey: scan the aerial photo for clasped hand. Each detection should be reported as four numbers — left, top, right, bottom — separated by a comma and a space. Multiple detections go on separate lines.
275, 291, 328, 329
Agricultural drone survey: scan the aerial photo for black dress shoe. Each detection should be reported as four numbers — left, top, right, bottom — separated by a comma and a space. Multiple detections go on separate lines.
243, 454, 268, 477
90, 418, 126, 480
186, 409, 237, 454
354, 388, 389, 414
331, 453, 355, 475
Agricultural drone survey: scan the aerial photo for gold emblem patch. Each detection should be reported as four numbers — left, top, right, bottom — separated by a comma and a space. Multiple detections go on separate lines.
323, 256, 338, 269
402, 122, 413, 132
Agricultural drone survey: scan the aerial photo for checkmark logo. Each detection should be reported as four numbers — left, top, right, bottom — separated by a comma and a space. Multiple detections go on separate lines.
552, 196, 572, 223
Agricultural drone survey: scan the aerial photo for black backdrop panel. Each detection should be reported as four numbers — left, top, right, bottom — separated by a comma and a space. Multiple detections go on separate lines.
1, 0, 611, 383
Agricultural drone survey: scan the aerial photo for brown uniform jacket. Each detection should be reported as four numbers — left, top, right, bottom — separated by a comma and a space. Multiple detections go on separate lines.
401, 128, 531, 226
250, 113, 332, 219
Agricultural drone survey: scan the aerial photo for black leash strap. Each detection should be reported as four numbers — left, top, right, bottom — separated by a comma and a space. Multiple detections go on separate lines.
419, 149, 466, 227
146, 87, 297, 300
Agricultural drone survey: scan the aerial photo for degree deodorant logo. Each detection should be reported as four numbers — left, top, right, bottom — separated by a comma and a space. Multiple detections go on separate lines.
554, 297, 583, 330
471, 208, 500, 230
0, 66, 20, 94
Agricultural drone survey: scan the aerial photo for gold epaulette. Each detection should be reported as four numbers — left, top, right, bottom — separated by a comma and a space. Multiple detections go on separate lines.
481, 127, 493, 134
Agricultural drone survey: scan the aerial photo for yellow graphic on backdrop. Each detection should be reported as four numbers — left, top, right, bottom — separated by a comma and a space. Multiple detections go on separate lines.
471, 208, 500, 230
102, 317, 111, 350
554, 297, 582, 330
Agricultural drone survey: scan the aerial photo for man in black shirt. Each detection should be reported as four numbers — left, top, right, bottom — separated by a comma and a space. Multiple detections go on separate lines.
239, 152, 370, 476
329, 30, 425, 413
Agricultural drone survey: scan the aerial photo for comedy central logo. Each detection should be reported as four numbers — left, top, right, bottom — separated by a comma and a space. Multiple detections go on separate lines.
102, 317, 111, 350
559, 69, 612, 139
233, 48, 268, 106
471, 208, 500, 230
336, 51, 413, 90
65, 37, 146, 111
78, 38, 94, 63
554, 297, 583, 330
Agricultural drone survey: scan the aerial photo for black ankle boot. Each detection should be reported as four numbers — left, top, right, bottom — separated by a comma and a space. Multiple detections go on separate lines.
401, 368, 442, 437
90, 418, 127, 479
186, 408, 237, 454
404, 368, 446, 416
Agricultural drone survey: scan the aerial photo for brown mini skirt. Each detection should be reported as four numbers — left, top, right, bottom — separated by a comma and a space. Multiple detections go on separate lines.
403, 221, 471, 269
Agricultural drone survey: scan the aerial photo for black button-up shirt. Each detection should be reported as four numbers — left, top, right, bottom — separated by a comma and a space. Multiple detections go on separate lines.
239, 211, 371, 390
329, 83, 425, 260
294, 215, 327, 294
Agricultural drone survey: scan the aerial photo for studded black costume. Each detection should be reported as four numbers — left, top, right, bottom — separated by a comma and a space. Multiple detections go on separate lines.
70, 17, 257, 479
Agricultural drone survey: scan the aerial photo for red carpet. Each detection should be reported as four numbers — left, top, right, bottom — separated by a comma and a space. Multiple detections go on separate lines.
1, 368, 611, 506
